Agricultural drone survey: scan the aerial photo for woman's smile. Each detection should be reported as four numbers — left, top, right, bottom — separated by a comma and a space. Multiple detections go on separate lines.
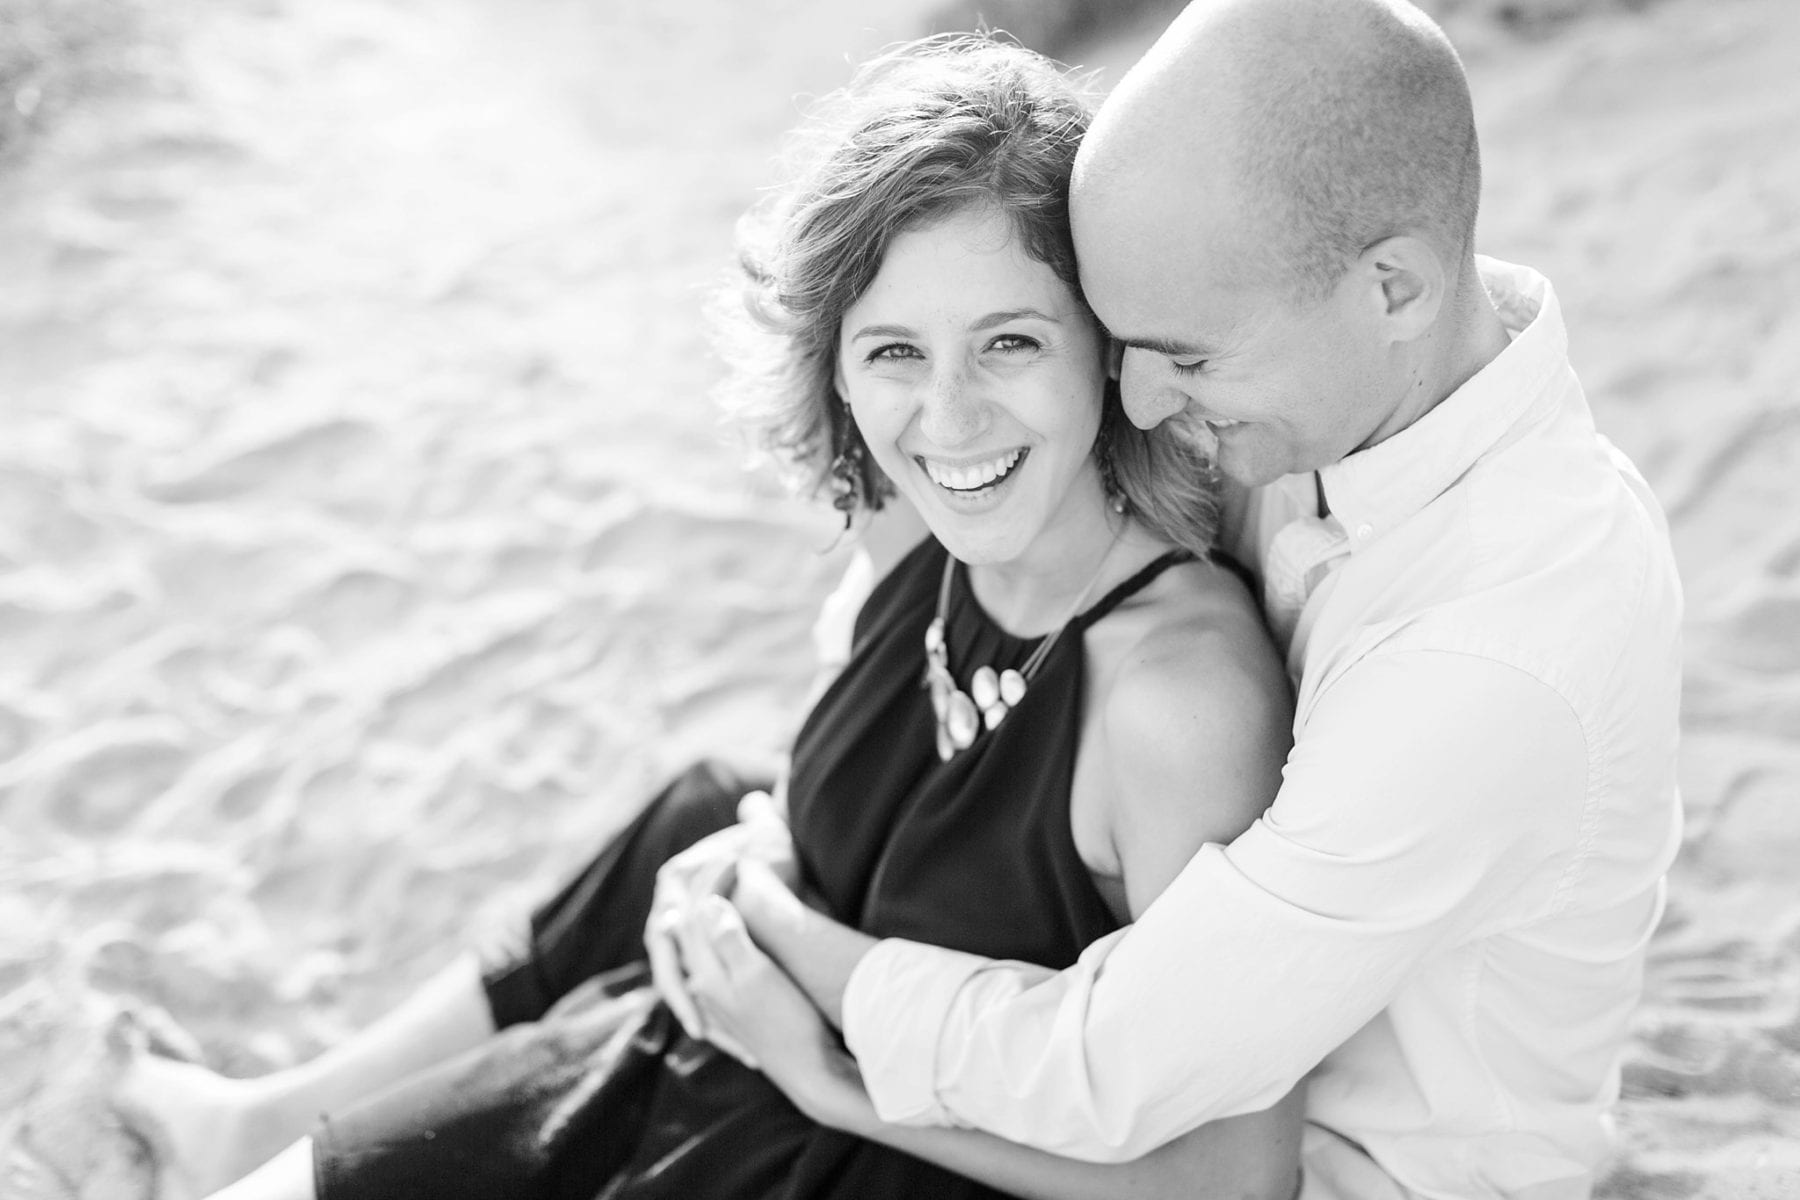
917, 447, 1029, 496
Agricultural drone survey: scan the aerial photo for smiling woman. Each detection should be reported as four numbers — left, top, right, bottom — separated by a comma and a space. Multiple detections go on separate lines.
113, 31, 1300, 1200
722, 36, 1220, 566
837, 206, 1113, 581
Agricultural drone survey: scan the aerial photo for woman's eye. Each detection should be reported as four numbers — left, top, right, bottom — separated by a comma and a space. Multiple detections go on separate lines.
989, 334, 1041, 354
1170, 357, 1208, 376
866, 343, 921, 364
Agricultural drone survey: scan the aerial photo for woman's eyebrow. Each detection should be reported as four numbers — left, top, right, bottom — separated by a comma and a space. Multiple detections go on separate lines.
972, 308, 1059, 330
849, 309, 1060, 341
848, 323, 917, 341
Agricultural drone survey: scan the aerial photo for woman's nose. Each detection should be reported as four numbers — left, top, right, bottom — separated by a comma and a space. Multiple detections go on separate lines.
1119, 350, 1188, 431
917, 363, 989, 448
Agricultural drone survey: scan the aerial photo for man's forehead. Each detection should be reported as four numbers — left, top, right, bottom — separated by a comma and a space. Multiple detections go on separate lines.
1074, 147, 1253, 259
1075, 199, 1261, 328
1098, 300, 1247, 361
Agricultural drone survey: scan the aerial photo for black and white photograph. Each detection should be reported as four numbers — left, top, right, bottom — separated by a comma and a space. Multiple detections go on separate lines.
2, 0, 1795, 1197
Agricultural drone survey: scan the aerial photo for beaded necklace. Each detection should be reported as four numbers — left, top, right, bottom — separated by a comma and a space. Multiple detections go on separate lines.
924, 534, 1120, 762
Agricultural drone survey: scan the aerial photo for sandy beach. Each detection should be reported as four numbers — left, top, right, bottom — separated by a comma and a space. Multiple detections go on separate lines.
1, 0, 1796, 1196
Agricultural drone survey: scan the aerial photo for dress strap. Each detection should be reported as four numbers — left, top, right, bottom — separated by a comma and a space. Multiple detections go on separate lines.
1074, 550, 1194, 630
1207, 548, 1256, 596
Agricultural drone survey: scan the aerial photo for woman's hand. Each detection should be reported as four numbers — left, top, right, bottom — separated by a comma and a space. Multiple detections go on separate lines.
644, 790, 796, 1042
674, 893, 878, 1135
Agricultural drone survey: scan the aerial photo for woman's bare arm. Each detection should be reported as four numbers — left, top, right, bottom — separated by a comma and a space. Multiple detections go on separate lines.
1090, 566, 1292, 919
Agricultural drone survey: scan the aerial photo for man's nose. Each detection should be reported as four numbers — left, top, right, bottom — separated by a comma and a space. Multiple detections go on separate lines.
1119, 350, 1187, 430
918, 362, 989, 447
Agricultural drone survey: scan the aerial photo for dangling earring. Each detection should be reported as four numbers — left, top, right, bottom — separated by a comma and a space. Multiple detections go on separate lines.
1095, 420, 1129, 516
829, 404, 865, 530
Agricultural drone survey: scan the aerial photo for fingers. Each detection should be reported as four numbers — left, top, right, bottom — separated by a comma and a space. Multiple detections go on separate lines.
648, 894, 751, 1045
734, 793, 797, 887
646, 907, 704, 1040
644, 806, 788, 1049
680, 897, 762, 1069
737, 789, 781, 826
660, 820, 752, 891
701, 893, 757, 965
673, 895, 730, 985
735, 855, 782, 893
646, 825, 747, 1036
731, 856, 804, 934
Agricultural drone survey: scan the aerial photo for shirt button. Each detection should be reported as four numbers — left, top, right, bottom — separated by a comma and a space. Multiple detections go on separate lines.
1355, 523, 1373, 541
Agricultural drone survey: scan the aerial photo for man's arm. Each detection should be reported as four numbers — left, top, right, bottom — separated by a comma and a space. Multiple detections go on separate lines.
731, 860, 876, 1029
683, 892, 1304, 1200
774, 651, 1590, 1161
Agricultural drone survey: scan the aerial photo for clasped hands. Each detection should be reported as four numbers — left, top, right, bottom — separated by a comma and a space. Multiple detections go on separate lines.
642, 791, 866, 1126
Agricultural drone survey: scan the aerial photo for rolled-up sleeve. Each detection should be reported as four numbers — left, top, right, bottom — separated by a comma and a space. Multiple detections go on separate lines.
839, 650, 1588, 1161
842, 940, 1023, 1124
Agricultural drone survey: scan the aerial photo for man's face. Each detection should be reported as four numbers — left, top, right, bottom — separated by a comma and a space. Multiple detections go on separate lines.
1073, 181, 1391, 488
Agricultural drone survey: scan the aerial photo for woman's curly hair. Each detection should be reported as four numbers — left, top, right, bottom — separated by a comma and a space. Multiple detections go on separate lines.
715, 32, 1219, 556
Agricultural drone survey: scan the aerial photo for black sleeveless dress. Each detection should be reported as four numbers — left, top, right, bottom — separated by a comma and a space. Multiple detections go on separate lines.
314, 538, 1191, 1200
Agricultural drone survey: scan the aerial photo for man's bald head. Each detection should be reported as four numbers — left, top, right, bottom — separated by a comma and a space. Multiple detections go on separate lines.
1077, 0, 1480, 302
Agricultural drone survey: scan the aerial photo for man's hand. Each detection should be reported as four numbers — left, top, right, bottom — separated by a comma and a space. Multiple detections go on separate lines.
730, 857, 878, 1030
677, 894, 878, 1135
644, 790, 796, 1041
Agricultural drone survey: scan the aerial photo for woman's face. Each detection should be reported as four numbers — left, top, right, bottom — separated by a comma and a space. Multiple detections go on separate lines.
836, 205, 1109, 567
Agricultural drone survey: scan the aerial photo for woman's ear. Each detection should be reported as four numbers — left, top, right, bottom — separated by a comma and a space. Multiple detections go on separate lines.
832, 357, 848, 401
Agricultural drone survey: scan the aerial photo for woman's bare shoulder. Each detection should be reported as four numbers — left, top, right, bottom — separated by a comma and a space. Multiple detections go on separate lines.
1105, 555, 1286, 710
1092, 554, 1293, 872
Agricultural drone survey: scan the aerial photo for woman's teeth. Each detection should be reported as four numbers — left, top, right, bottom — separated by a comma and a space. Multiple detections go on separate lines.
922, 448, 1024, 492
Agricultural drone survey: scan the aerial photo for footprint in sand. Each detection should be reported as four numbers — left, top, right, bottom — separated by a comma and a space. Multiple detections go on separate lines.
0, 997, 181, 1200
12, 720, 193, 838
139, 418, 393, 511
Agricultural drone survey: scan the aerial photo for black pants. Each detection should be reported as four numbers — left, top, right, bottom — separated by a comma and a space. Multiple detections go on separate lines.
314, 759, 769, 1200
480, 758, 767, 1029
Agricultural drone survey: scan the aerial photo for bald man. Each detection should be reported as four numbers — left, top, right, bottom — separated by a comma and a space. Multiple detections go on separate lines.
715, 1, 1684, 1197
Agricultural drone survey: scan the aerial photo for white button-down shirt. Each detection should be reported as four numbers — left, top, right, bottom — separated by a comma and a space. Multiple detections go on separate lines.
840, 260, 1685, 1200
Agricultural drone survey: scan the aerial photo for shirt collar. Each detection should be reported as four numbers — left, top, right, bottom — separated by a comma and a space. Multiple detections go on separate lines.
1316, 257, 1571, 547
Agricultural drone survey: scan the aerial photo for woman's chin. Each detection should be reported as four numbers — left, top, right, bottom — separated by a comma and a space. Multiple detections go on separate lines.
915, 514, 1024, 568
904, 480, 1021, 560
903, 472, 1098, 569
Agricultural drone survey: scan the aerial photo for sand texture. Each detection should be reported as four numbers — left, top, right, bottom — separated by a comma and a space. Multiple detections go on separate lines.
1, 0, 1795, 1196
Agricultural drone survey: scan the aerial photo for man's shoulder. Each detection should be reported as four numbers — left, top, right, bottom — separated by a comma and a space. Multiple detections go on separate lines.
1319, 414, 1681, 723
1460, 418, 1680, 662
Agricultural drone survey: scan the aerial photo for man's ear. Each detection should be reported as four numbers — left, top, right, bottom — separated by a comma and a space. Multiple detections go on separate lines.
1358, 235, 1444, 343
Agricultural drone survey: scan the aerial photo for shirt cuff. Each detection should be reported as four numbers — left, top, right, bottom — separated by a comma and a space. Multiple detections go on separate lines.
842, 937, 991, 1126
